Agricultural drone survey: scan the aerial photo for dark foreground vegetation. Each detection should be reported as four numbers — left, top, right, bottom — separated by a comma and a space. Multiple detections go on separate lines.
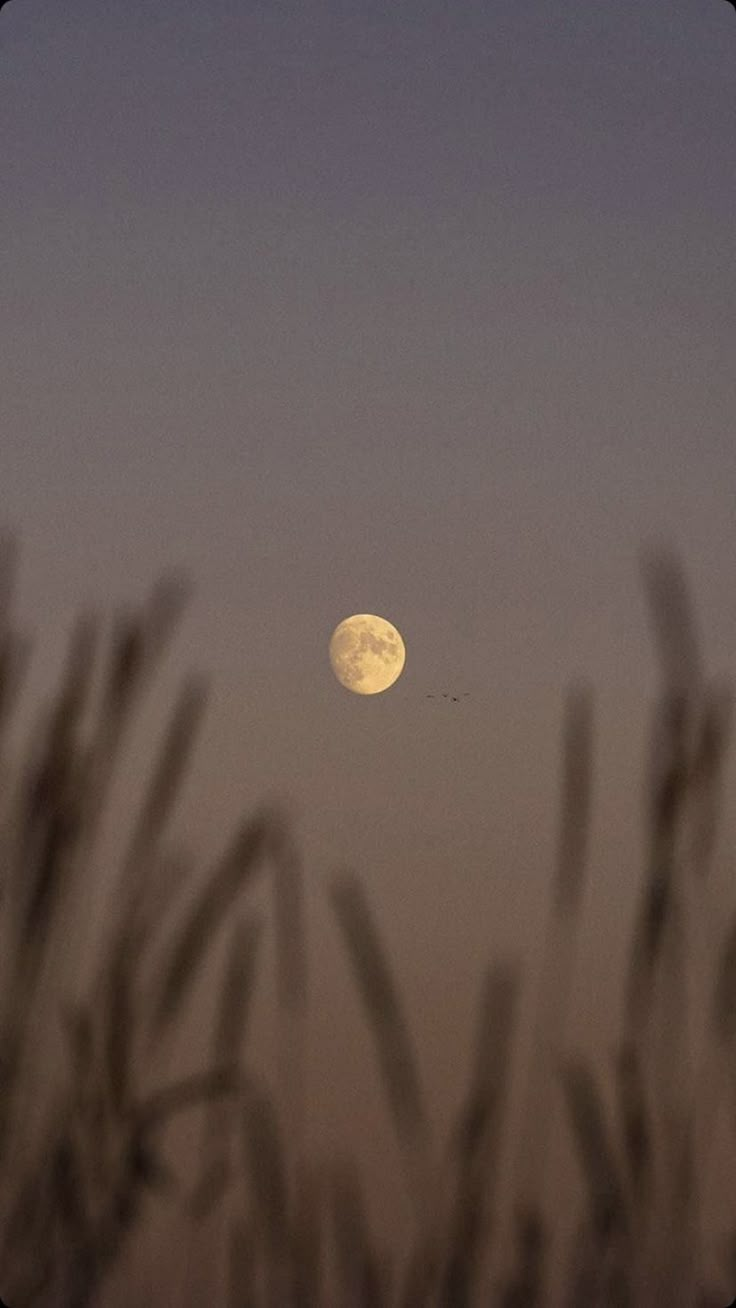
0, 533, 735, 1306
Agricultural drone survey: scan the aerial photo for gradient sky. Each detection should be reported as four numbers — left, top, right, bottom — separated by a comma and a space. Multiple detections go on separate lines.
2, 0, 736, 1283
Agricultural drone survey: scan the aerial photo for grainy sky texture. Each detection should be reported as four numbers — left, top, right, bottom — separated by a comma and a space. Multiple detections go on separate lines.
2, 0, 736, 1284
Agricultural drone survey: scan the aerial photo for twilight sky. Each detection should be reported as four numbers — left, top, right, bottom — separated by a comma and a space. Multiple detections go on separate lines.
2, 0, 736, 1281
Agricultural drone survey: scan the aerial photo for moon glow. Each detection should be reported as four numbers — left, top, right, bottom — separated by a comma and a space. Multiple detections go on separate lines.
329, 614, 406, 695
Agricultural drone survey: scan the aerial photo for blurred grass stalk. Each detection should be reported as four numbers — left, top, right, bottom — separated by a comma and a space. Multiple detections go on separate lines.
1, 533, 735, 1306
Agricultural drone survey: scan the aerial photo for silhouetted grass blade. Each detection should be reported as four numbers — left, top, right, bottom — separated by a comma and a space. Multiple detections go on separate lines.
120, 675, 208, 906
329, 870, 430, 1215
561, 1058, 628, 1237
228, 1217, 259, 1308
191, 913, 263, 1213
513, 684, 594, 1234
553, 682, 594, 913
625, 688, 691, 1037
150, 810, 276, 1034
330, 1156, 384, 1306
688, 683, 733, 879
713, 913, 736, 1053
441, 961, 520, 1304
290, 1159, 324, 1308
240, 1077, 290, 1304
614, 1039, 653, 1210
639, 544, 702, 691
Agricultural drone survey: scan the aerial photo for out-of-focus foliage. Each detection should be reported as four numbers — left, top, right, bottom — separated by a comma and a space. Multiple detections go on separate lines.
0, 534, 734, 1306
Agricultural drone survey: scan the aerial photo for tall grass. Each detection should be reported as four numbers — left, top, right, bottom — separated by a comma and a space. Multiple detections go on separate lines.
0, 533, 734, 1305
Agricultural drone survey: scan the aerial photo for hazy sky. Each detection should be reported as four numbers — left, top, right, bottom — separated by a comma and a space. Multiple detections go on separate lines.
2, 0, 736, 1278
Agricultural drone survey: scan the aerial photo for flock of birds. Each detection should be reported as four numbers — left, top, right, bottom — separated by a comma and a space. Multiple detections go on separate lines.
426, 692, 471, 702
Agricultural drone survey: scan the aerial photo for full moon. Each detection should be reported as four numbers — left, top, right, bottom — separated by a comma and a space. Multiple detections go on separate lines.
329, 614, 406, 695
